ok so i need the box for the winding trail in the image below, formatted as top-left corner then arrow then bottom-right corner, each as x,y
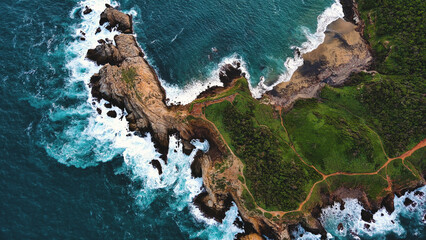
190,96 -> 426,218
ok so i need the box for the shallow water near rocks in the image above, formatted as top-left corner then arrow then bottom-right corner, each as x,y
0,0 -> 424,239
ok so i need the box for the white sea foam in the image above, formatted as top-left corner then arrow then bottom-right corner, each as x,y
159,0 -> 343,104
251,0 -> 344,98
290,224 -> 322,240
319,186 -> 426,239
189,202 -> 244,240
161,53 -> 250,105
62,0 -> 243,238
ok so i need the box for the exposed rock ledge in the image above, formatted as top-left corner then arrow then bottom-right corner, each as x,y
85,3 -> 400,240
265,17 -> 372,109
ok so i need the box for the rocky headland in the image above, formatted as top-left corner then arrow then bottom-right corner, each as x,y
86,2 -> 425,239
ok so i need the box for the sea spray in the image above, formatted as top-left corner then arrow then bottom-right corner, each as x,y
153,0 -> 344,104
160,53 -> 250,105
318,186 -> 426,239
57,0 -> 244,238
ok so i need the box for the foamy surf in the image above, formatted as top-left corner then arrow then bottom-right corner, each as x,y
251,0 -> 344,97
158,0 -> 344,103
317,186 -> 426,239
160,53 -> 250,105
59,0 -> 244,238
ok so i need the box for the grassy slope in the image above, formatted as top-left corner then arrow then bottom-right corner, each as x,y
205,80 -> 321,211
284,98 -> 387,174
200,0 -> 425,213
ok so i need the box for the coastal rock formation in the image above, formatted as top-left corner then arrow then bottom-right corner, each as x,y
100,5 -> 133,33
267,18 -> 372,109
86,4 -> 425,240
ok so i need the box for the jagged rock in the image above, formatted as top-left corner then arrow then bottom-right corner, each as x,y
95,27 -> 101,34
337,223 -> 344,231
403,197 -> 414,207
114,34 -> 143,58
100,7 -> 132,33
150,160 -> 162,175
83,6 -> 92,15
361,210 -> 374,223
86,43 -> 122,65
380,194 -> 394,214
107,110 -> 117,118
219,62 -> 243,87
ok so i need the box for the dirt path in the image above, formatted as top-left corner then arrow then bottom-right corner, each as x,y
190,94 -> 237,116
196,97 -> 426,218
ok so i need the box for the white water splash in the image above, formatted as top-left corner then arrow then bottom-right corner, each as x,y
158,0 -> 344,104
60,1 -> 244,238
161,53 -> 250,105
251,0 -> 344,97
319,186 -> 426,239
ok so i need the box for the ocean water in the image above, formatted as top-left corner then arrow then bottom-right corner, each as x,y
0,0 -> 424,239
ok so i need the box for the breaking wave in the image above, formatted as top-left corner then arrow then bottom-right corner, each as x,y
44,0 -> 243,239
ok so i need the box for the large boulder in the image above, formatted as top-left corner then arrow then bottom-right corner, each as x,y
86,43 -> 122,65
100,6 -> 132,33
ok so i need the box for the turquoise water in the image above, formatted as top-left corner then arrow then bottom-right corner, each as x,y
0,0 -> 424,239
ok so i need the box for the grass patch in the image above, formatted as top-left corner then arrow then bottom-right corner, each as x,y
205,78 -> 321,211
284,98 -> 387,174
326,174 -> 388,200
405,146 -> 426,178
121,67 -> 137,88
387,159 -> 421,187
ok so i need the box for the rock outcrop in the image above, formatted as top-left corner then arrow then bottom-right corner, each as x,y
100,5 -> 133,33
89,7 -> 229,165
85,3 -> 416,240
266,18 -> 372,109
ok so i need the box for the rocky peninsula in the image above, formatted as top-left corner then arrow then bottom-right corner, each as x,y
86,2 -> 425,239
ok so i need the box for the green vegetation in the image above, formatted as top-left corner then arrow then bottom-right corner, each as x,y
205,79 -> 321,211
357,0 -> 425,75
121,67 -> 137,88
326,174 -> 388,200
284,98 -> 387,174
387,159 -> 420,186
405,147 -> 426,177
198,0 -> 425,215
263,212 -> 272,219
342,0 -> 426,156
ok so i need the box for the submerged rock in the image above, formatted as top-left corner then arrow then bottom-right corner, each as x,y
83,6 -> 92,15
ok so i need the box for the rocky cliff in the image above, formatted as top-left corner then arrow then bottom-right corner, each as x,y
84,3 -> 421,240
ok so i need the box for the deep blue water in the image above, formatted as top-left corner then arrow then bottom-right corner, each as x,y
0,0 -> 424,239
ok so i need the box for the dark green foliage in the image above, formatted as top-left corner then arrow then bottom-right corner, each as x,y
359,75 -> 425,156
357,0 -> 426,75
205,89 -> 321,211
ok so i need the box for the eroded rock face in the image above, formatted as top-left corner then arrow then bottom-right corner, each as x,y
86,43 -> 122,65
219,62 -> 244,87
267,18 -> 372,109
100,6 -> 133,33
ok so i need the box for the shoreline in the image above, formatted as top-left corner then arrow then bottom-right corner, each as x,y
81,1 -> 425,239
